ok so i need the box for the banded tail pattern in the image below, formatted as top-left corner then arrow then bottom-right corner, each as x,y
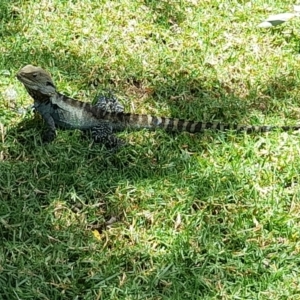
124,115 -> 300,133
91,105 -> 300,133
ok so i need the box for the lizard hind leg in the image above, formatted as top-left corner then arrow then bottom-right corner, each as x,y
95,91 -> 124,113
91,123 -> 125,149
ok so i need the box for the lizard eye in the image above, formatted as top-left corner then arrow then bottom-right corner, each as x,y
32,72 -> 38,78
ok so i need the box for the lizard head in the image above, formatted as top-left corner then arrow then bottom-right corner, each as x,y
17,65 -> 56,96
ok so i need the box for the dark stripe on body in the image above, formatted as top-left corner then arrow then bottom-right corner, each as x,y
184,121 -> 193,132
175,119 -> 185,131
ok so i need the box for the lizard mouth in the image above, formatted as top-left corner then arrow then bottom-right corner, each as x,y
16,73 -> 37,89
16,72 -> 27,83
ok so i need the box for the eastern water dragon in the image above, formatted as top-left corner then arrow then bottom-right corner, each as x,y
16,64 -> 300,148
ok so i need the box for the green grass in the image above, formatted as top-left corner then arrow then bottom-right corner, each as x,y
1,0 -> 300,299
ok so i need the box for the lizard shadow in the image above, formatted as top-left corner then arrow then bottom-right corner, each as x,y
3,119 -> 205,230
147,69 -> 300,127
7,46 -> 300,216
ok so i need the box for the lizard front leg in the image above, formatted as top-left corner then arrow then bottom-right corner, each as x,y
34,102 -> 57,142
39,112 -> 57,142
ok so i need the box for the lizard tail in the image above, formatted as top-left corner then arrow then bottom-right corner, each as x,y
124,114 -> 300,133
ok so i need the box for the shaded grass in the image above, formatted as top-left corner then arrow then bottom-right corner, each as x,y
1,0 -> 300,299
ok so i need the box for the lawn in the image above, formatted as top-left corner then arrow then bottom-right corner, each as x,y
1,0 -> 300,299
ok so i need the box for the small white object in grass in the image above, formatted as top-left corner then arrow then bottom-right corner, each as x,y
294,5 -> 300,13
2,87 -> 18,110
3,87 -> 17,102
106,216 -> 117,225
258,21 -> 273,28
258,12 -> 295,28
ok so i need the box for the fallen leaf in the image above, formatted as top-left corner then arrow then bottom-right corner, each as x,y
92,230 -> 101,240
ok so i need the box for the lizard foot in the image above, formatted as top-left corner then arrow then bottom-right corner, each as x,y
42,129 -> 56,143
91,124 -> 125,149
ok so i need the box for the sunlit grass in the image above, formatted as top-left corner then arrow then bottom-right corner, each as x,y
1,0 -> 300,299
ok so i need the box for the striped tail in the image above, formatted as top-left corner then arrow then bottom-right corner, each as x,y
118,114 -> 300,133
91,106 -> 300,133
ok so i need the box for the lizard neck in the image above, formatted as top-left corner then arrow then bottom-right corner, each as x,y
25,86 -> 54,103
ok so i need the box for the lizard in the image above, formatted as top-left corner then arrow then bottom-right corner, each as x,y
16,64 -> 300,148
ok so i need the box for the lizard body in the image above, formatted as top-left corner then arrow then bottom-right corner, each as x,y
17,65 -> 300,147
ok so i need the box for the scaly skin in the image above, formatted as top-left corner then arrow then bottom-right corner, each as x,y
16,64 -> 300,146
